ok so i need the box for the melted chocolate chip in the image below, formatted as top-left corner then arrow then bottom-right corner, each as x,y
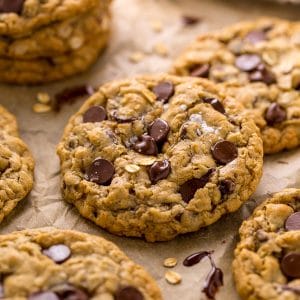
148,160 -> 171,184
52,284 -> 88,300
28,292 -> 59,300
211,140 -> 238,165
183,251 -> 212,267
285,212 -> 300,231
153,82 -> 174,103
265,103 -> 287,126
281,252 -> 300,278
0,0 -> 24,14
189,64 -> 210,78
182,15 -> 201,26
148,119 -> 170,144
202,265 -> 224,300
219,179 -> 235,198
133,135 -> 158,156
235,54 -> 261,72
203,98 -> 225,114
86,158 -> 115,185
82,106 -> 107,123
245,30 -> 266,44
42,244 -> 71,264
179,169 -> 214,203
115,286 -> 144,300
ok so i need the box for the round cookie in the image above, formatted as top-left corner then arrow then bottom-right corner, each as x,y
0,227 -> 162,299
233,189 -> 300,300
57,74 -> 263,242
0,105 -> 34,223
172,17 -> 300,154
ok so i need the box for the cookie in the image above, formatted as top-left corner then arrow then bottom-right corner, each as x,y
57,74 -> 263,242
172,17 -> 300,154
0,105 -> 34,223
233,189 -> 300,300
0,227 -> 162,299
0,25 -> 109,84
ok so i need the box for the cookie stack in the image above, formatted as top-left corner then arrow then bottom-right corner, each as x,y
0,0 -> 111,84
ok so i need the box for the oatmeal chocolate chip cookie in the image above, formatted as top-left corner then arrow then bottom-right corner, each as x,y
172,18 -> 300,154
0,25 -> 109,84
0,105 -> 34,223
233,189 -> 300,300
57,74 -> 263,242
0,0 -> 111,38
0,227 -> 162,299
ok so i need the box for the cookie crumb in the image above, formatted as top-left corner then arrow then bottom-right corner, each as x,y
32,103 -> 52,113
165,271 -> 182,285
37,92 -> 51,104
163,257 -> 178,268
151,20 -> 163,32
125,164 -> 140,173
153,43 -> 169,57
129,51 -> 145,63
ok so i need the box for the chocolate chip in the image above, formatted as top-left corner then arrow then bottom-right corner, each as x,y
281,252 -> 300,278
203,98 -> 225,114
265,103 -> 287,126
153,82 -> 174,103
42,244 -> 71,264
115,286 -> 144,300
249,64 -> 276,85
183,251 -> 212,267
148,160 -> 171,184
133,135 -> 158,156
202,266 -> 224,299
83,106 -> 107,123
285,212 -> 300,231
189,64 -> 210,78
52,284 -> 88,300
0,0 -> 24,14
179,169 -> 214,203
235,54 -> 261,72
28,292 -> 59,300
211,140 -> 238,165
219,179 -> 235,197
182,15 -> 201,26
0,282 -> 3,298
245,30 -> 266,44
86,158 -> 115,185
148,119 -> 170,143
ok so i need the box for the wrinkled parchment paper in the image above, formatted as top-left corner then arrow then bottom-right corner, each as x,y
1,0 -> 300,299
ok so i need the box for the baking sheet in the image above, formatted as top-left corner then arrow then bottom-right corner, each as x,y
0,0 -> 300,299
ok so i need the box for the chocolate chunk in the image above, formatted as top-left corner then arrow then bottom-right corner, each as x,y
265,103 -> 287,126
86,158 -> 115,185
245,30 -> 266,44
133,135 -> 158,156
153,82 -> 174,103
182,15 -> 201,26
219,179 -> 235,197
29,292 -> 59,300
183,251 -> 212,267
42,244 -> 71,264
189,64 -> 210,78
179,169 -> 214,203
211,140 -> 238,165
148,160 -> 171,184
115,286 -> 144,300
52,283 -> 88,300
235,54 -> 261,72
148,119 -> 170,143
281,252 -> 300,278
82,106 -> 107,123
202,266 -> 224,299
285,212 -> 300,231
0,0 -> 24,14
203,98 -> 225,114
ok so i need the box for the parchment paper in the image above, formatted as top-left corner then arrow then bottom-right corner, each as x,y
0,0 -> 300,299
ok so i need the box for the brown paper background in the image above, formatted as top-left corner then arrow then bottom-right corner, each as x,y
0,0 -> 300,299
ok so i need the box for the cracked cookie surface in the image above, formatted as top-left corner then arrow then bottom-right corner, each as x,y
0,105 -> 34,223
57,74 -> 263,242
172,18 -> 300,154
0,227 -> 162,299
233,189 -> 300,300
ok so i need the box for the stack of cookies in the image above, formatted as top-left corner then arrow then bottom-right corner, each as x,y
0,0 -> 111,84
